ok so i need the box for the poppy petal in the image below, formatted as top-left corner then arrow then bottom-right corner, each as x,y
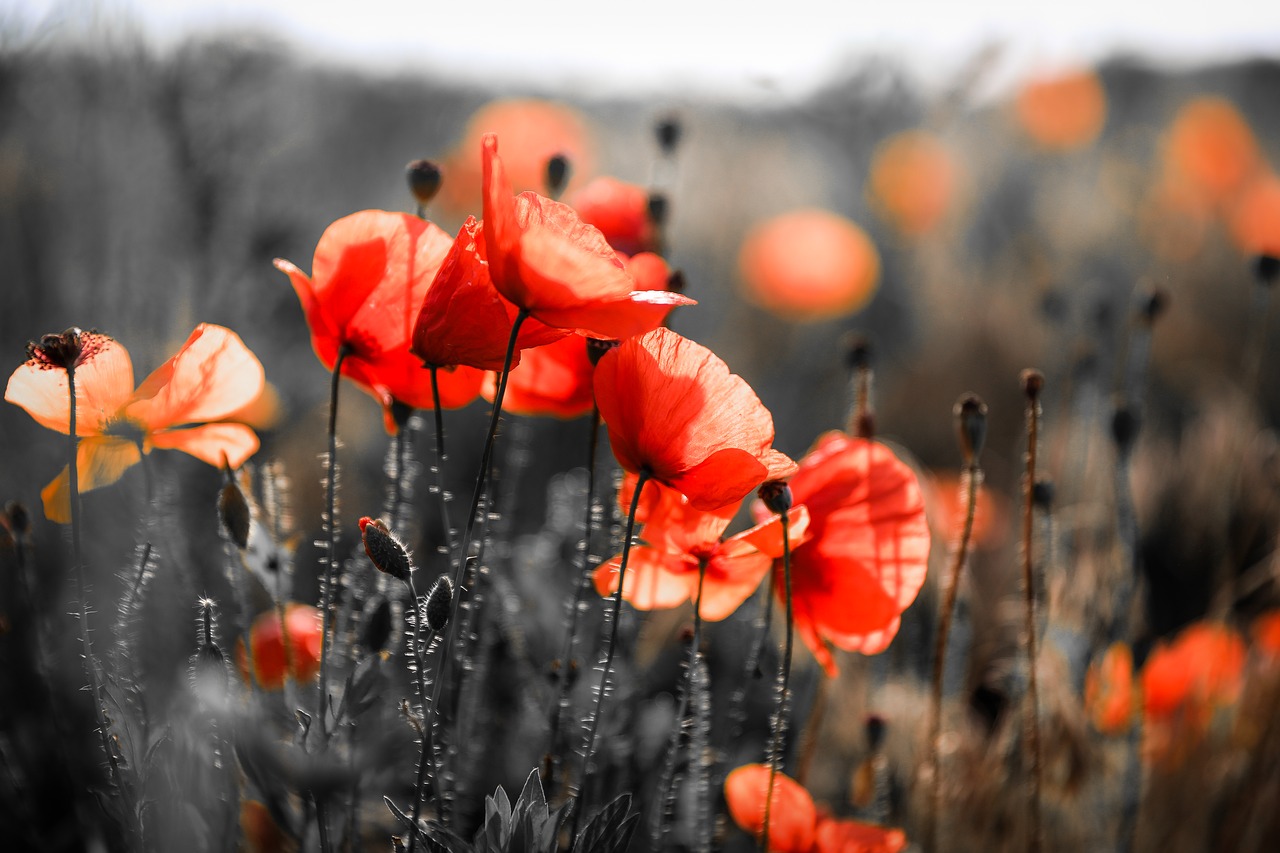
483,333 -> 595,419
593,548 -> 696,611
128,325 -> 265,428
724,764 -> 817,852
5,332 -> 134,436
813,815 -> 908,853
531,289 -> 693,341
149,423 -> 260,469
40,436 -> 143,522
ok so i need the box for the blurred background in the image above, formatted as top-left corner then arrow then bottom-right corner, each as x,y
2,1 -> 1280,849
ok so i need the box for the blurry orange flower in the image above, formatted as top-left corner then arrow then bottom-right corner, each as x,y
1228,172 -> 1280,256
482,134 -> 691,340
725,764 -> 908,853
236,604 -> 324,690
1142,621 -> 1245,721
441,98 -> 594,212
925,471 -> 1008,550
412,215 -> 567,373
593,328 -> 796,511
1084,642 -> 1136,735
738,209 -> 880,321
867,131 -> 957,236
1253,610 -> 1280,662
593,474 -> 809,619
567,176 -> 656,255
240,800 -> 294,853
1013,70 -> 1107,150
276,210 -> 483,432
5,324 -> 264,522
480,252 -> 674,419
768,433 -> 930,675
1166,97 -> 1261,204
725,764 -> 817,853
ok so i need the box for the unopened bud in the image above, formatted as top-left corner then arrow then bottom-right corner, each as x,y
5,502 -> 30,536
1255,254 -> 1279,287
1111,402 -> 1139,454
359,517 -> 413,582
843,335 -> 872,371
954,394 -> 988,466
218,480 -> 251,550
405,159 -> 443,207
666,269 -> 687,295
359,594 -> 393,654
1032,478 -> 1055,510
425,575 -> 454,633
1020,368 -> 1044,400
647,192 -> 670,229
757,481 -> 793,514
586,338 -> 620,366
865,714 -> 887,751
655,115 -> 682,154
1138,288 -> 1169,324
545,154 -> 571,198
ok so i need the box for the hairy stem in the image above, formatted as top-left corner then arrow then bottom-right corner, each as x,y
761,513 -> 793,852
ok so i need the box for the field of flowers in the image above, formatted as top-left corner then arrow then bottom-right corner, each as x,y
2,33 -> 1280,853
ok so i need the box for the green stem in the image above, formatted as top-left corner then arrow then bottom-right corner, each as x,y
761,513 -> 793,853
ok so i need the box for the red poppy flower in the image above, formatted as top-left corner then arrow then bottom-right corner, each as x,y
593,327 -> 796,511
480,252 -> 674,419
764,433 -> 930,676
725,764 -> 909,853
592,474 -> 810,619
1084,642 -> 1136,735
5,324 -> 265,522
1253,610 -> 1280,662
1166,97 -> 1261,205
411,215 -> 568,372
1228,172 -> 1280,256
1142,621 -> 1245,721
235,604 -> 324,690
1013,69 -> 1107,151
566,176 -> 656,255
481,134 -> 692,340
725,764 -> 817,853
275,210 -> 484,432
738,210 -> 880,321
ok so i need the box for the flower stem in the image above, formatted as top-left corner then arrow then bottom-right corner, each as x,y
427,366 -> 455,558
405,574 -> 436,853
925,463 -> 981,853
1021,378 -> 1044,853
577,469 -> 650,832
761,512 -> 793,853
66,359 -> 122,794
316,346 -> 349,741
546,404 -> 602,792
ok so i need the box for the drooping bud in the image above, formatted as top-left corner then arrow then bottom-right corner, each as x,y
358,594 -> 393,655
655,115 -> 682,155
545,153 -> 571,198
646,192 -> 670,229
425,574 -> 454,633
1255,253 -> 1279,286
954,394 -> 988,466
218,478 -> 251,550
586,338 -> 621,367
757,481 -> 793,515
405,159 -> 443,208
359,517 -> 412,582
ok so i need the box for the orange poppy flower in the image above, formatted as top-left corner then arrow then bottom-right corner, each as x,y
1013,69 -> 1107,150
813,815 -> 908,853
738,210 -> 880,321
1142,621 -> 1246,722
767,433 -> 930,676
235,604 -> 324,690
593,328 -> 796,511
1084,642 -> 1136,735
867,130 -> 957,236
412,215 -> 568,372
566,176 -> 656,255
275,210 -> 484,432
440,98 -> 594,212
1253,610 -> 1280,662
1228,172 -> 1280,256
725,764 -> 817,853
593,474 -> 810,619
480,252 -> 674,419
481,133 -> 692,340
5,324 -> 265,522
1166,97 -> 1261,205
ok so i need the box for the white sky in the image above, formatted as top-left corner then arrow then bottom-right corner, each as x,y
8,0 -> 1280,100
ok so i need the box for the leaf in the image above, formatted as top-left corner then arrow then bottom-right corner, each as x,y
573,794 -> 638,853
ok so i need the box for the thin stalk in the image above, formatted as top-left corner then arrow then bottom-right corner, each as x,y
66,360 -> 121,791
925,463 -> 981,853
428,366 -> 454,556
576,469 -> 650,831
546,404 -> 601,791
761,513 -> 793,853
406,574 -> 437,853
794,676 -> 829,787
316,346 -> 350,740
1020,377 -> 1044,853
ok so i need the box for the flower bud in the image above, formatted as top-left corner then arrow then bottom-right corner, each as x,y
666,269 -> 687,295
545,153 -> 571,198
359,517 -> 412,582
218,480 -> 251,550
425,574 -> 454,633
405,159 -> 443,207
655,115 -> 682,154
1255,253 -> 1279,287
757,481 -> 793,515
954,394 -> 988,466
646,192 -> 670,229
1020,368 -> 1044,400
1032,478 -> 1055,510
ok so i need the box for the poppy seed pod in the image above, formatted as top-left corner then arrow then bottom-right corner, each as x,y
647,192 -> 670,229
655,115 -> 682,154
1020,368 -> 1045,400
405,159 -> 443,207
1032,478 -> 1055,510
218,480 -> 251,550
758,480 -> 793,514
1255,253 -> 1280,286
666,269 -> 687,295
954,394 -> 988,466
425,575 -> 454,633
25,327 -> 85,370
544,153 -> 571,197
359,517 -> 413,582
